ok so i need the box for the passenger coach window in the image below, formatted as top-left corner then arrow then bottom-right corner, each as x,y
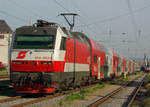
60,37 -> 67,50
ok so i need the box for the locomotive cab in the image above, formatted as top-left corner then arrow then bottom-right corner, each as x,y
10,20 -> 68,93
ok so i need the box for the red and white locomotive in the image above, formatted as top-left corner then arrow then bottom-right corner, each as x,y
10,20 -> 135,93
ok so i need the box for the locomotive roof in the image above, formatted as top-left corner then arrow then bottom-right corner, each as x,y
69,31 -> 110,54
15,26 -> 57,35
70,32 -> 90,45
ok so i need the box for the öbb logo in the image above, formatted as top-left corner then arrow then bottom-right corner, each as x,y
16,51 -> 28,59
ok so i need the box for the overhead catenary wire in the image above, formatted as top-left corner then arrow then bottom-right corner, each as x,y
6,0 -> 41,18
76,3 -> 150,28
126,0 -> 147,59
0,10 -> 28,23
53,0 -> 148,58
53,0 -> 131,52
53,0 -> 104,37
6,0 -> 58,22
126,0 -> 138,58
126,0 -> 138,41
53,0 -> 70,12
67,0 -> 104,36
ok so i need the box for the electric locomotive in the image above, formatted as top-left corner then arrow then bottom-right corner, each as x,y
10,20 -> 95,93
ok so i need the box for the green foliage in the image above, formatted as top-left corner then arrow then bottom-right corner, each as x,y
59,100 -> 63,106
80,88 -> 92,94
140,83 -> 150,107
135,71 -> 141,75
122,77 -> 128,81
133,75 -> 150,107
0,69 -> 7,75
65,84 -> 105,102
142,98 -> 150,107
147,74 -> 150,82
80,84 -> 105,95
65,93 -> 85,102
93,84 -> 105,90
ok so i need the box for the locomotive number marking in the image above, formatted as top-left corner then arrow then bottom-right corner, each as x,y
43,56 -> 51,59
16,51 -> 28,59
35,56 -> 42,59
35,56 -> 51,59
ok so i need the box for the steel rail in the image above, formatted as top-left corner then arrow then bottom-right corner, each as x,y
86,75 -> 143,107
12,75 -> 142,107
0,96 -> 22,103
0,75 -> 9,79
10,84 -> 96,107
126,74 -> 147,107
0,74 -> 142,107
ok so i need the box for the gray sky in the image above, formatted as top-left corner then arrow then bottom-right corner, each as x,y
0,0 -> 150,59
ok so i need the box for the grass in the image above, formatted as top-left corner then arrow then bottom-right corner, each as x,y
135,71 -> 142,75
65,93 -> 85,102
58,83 -> 105,106
147,74 -> 150,82
122,71 -> 143,82
65,84 -> 105,102
59,100 -> 63,106
0,69 -> 8,75
142,98 -> 150,107
122,76 -> 128,81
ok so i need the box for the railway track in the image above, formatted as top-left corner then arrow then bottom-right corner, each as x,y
86,74 -> 146,107
0,73 -> 144,107
0,96 -> 22,103
0,74 -> 9,79
126,74 -> 147,107
0,84 -> 96,107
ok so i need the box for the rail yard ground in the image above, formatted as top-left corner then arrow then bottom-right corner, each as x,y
0,71 -> 146,107
132,73 -> 150,107
27,72 -> 144,107
49,72 -> 143,107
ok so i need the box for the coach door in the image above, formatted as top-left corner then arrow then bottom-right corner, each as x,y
98,57 -> 101,79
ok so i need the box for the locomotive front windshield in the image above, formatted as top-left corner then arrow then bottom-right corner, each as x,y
13,35 -> 55,49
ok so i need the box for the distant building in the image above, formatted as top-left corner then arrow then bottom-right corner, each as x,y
0,20 -> 12,65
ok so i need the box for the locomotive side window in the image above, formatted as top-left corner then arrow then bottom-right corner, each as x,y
60,37 -> 67,50
94,54 -> 97,64
13,35 -> 55,49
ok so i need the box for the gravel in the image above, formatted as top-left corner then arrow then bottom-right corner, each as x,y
26,84 -> 120,107
99,74 -> 146,107
0,73 -> 143,107
0,97 -> 35,107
